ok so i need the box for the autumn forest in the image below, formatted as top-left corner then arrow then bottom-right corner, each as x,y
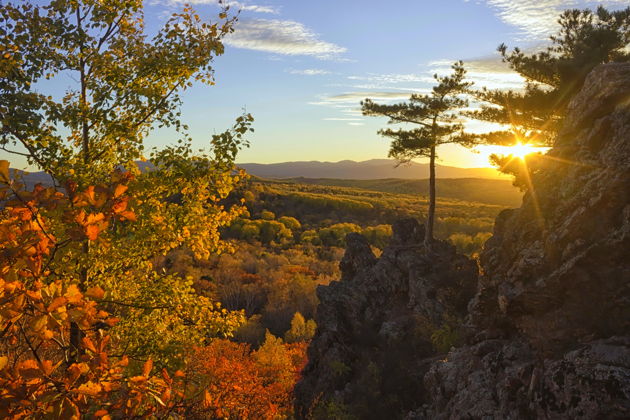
1,1 -> 629,419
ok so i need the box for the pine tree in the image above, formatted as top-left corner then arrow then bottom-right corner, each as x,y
470,6 -> 630,150
362,61 -> 477,244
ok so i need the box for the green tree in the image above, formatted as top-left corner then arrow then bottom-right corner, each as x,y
362,62 -> 476,243
362,224 -> 392,249
470,6 -> 630,161
318,223 -> 362,247
284,312 -> 317,343
0,0 -> 238,183
0,0 -> 253,368
260,210 -> 276,220
278,215 -> 302,231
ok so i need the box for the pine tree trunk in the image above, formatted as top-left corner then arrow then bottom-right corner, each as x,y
425,146 -> 436,245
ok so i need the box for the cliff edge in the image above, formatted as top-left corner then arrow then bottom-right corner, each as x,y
296,63 -> 630,419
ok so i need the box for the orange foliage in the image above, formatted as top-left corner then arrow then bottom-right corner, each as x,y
0,165 -> 308,418
186,337 -> 307,419
0,170 -> 183,418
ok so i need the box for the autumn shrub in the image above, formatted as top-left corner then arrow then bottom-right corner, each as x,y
185,333 -> 307,419
284,312 -> 317,343
0,167 -> 186,418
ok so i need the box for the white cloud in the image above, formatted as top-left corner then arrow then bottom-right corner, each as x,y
288,69 -> 331,76
485,0 -> 569,39
225,19 -> 346,59
161,0 -> 280,14
309,92 -> 418,124
428,57 -> 527,90
324,91 -> 416,103
348,73 -> 427,84
236,4 -> 279,14
484,0 -> 630,40
348,122 -> 365,126
345,73 -> 432,92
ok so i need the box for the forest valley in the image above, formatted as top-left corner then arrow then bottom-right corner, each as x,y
1,1 -> 629,419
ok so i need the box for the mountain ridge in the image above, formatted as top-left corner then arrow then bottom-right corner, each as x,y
237,159 -> 505,180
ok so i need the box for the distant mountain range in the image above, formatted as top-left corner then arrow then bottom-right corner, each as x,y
9,159 -> 506,191
237,159 -> 505,180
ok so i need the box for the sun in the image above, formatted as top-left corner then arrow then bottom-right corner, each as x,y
508,142 -> 541,160
472,142 -> 550,168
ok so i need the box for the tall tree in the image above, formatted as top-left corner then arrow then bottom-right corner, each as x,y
470,6 -> 630,151
0,0 -> 235,183
0,0 -> 253,368
362,61 -> 476,244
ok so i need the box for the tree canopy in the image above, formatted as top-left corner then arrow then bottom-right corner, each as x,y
470,6 -> 630,149
0,1 -> 261,416
362,61 -> 477,242
0,0 -> 236,183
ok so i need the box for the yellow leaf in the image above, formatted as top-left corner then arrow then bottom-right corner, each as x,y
86,286 -> 105,299
40,329 -> 54,340
77,381 -> 102,396
113,184 -> 128,198
47,296 -> 67,312
142,359 -> 153,377
30,315 -> 48,332
82,337 -> 97,353
0,160 -> 9,183
203,390 -> 213,408
64,285 -> 83,304
0,356 -> 8,370
39,359 -> 55,375
119,210 -> 136,222
86,224 -> 100,241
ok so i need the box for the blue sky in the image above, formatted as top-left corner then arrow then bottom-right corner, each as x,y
5,0 -> 629,169
145,0 -> 628,167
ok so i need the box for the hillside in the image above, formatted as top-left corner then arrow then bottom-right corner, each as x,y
12,167 -> 522,208
238,159 -> 505,180
280,177 -> 522,207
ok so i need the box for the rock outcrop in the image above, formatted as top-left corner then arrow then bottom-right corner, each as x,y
296,63 -> 630,419
295,222 -> 478,418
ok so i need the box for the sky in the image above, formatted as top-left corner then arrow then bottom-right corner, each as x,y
4,0 -> 630,169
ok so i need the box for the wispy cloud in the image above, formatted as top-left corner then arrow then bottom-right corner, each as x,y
348,74 -> 426,84
309,91 -> 417,124
225,19 -> 346,59
485,0 -> 568,39
309,91 -> 420,124
288,68 -> 331,76
428,57 -> 526,90
484,0 -> 630,40
343,73 -> 432,93
323,91 -> 417,103
161,0 -> 280,14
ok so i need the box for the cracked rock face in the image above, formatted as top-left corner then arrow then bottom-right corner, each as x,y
416,62 -> 630,420
296,63 -> 630,419
294,222 -> 478,419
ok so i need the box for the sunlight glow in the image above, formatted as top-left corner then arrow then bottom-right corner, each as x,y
475,142 -> 550,166
508,142 -> 543,160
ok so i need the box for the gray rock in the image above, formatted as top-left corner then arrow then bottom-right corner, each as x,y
296,63 -> 630,419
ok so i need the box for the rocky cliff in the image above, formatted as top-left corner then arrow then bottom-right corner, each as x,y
295,63 -> 630,419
